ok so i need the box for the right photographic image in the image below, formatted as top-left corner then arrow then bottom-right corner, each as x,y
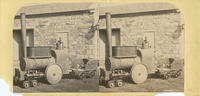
97,3 -> 184,92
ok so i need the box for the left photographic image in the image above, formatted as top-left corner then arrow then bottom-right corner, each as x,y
13,3 -> 99,92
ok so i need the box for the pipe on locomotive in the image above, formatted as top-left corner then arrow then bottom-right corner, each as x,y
20,13 -> 27,58
106,12 -> 112,58
105,12 -> 143,71
20,13 -> 56,71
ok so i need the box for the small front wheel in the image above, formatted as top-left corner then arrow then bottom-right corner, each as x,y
107,80 -> 115,88
164,75 -> 169,79
31,80 -> 38,87
79,73 -> 85,80
116,79 -> 123,87
175,72 -> 181,78
23,81 -> 30,88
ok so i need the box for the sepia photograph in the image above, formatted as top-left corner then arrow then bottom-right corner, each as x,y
12,2 -> 184,92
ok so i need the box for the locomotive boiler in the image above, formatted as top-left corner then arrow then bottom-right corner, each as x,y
98,12 -> 156,88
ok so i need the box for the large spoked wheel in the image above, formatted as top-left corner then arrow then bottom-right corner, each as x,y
130,64 -> 148,84
45,64 -> 63,85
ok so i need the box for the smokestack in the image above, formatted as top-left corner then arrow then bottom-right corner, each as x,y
106,12 -> 112,58
20,13 -> 27,58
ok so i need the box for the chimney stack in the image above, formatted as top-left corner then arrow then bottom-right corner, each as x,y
20,13 -> 27,58
105,12 -> 112,58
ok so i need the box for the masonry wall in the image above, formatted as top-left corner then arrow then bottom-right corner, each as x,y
13,9 -> 184,67
13,11 -> 97,65
98,10 -> 184,65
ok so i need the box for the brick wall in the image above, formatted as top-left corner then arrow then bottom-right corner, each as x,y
98,10 -> 184,65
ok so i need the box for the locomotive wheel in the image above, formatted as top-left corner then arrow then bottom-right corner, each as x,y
31,80 -> 38,87
116,79 -> 123,87
131,64 -> 148,84
164,75 -> 169,79
107,80 -> 115,88
45,64 -> 63,85
79,73 -> 84,79
175,74 -> 179,78
23,81 -> 30,88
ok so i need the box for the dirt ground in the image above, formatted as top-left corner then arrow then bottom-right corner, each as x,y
99,61 -> 184,92
99,76 -> 184,92
13,73 -> 183,92
13,74 -> 99,92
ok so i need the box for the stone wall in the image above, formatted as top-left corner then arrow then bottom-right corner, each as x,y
98,10 -> 184,65
13,9 -> 184,66
13,11 -> 97,64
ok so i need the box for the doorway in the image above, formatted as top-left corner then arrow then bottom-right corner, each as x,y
144,31 -> 156,72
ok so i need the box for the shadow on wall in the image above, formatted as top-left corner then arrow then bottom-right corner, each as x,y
171,24 -> 184,40
85,24 -> 98,40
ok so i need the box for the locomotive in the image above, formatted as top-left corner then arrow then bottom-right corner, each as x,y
98,13 -> 156,88
13,13 -> 98,88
